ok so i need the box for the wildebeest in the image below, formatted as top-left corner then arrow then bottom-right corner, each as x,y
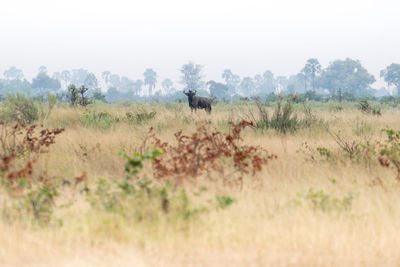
183,90 -> 212,113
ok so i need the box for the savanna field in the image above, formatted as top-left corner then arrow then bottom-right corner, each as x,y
2,97 -> 400,267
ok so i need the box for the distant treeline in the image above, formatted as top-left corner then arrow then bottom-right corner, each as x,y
1,59 -> 400,102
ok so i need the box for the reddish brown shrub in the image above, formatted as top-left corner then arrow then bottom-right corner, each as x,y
148,120 -> 276,183
0,122 -> 64,158
0,123 -> 64,190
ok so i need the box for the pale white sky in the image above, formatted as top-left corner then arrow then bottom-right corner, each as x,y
0,0 -> 399,89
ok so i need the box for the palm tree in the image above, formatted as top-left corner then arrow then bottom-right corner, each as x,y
301,58 -> 321,91
101,71 -> 111,88
61,70 -> 71,89
143,68 -> 157,95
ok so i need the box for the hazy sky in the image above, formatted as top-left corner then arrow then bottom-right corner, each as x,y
1,0 -> 399,89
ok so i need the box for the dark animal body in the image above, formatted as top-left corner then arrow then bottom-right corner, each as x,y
184,90 -> 212,113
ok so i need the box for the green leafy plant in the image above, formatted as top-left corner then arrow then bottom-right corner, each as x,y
119,149 -> 163,178
78,86 -> 90,106
86,148 -> 216,222
86,147 -> 237,224
91,88 -> 107,103
1,93 -> 39,124
67,84 -> 79,106
216,195 -> 235,209
379,128 -> 400,179
357,100 -> 381,116
38,92 -> 58,123
252,96 -> 323,134
298,188 -> 358,211
269,95 -> 299,134
81,110 -> 115,129
329,104 -> 343,113
316,146 -> 333,160
125,109 -> 157,124
67,84 -> 91,107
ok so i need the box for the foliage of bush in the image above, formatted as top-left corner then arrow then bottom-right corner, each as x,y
1,92 -> 57,125
252,95 -> 299,134
357,100 -> 381,116
67,84 -> 91,106
329,104 -> 343,112
251,96 -> 325,134
125,109 -> 157,124
0,120 -> 239,226
86,148 -> 234,222
0,123 -> 64,158
0,124 -> 64,224
91,88 -> 107,103
81,110 -> 115,129
1,93 -> 39,124
378,128 -> 400,180
328,130 -> 377,165
297,188 -> 358,211
148,120 -> 277,183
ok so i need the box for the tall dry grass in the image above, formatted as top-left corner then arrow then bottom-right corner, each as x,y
1,101 -> 400,266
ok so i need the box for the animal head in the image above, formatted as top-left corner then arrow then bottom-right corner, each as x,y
183,90 -> 197,97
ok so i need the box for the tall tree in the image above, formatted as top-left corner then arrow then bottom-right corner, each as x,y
222,69 -> 240,94
3,66 -> 24,80
253,74 -> 263,94
133,79 -> 143,95
61,70 -> 71,87
180,62 -> 203,92
161,78 -> 173,93
301,58 -> 321,91
207,80 -> 229,99
380,63 -> 400,95
101,71 -> 111,88
91,88 -> 107,103
261,70 -> 275,94
287,74 -> 305,93
83,73 -> 98,89
109,74 -> 121,89
106,87 -> 121,102
143,69 -> 157,95
52,72 -> 61,82
299,70 -> 308,92
222,69 -> 233,84
38,65 -> 48,74
32,72 -> 61,94
239,77 -> 255,96
276,76 -> 288,93
318,58 -> 375,96
119,76 -> 135,93
71,69 -> 90,87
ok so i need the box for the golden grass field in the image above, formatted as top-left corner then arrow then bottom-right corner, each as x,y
1,101 -> 400,267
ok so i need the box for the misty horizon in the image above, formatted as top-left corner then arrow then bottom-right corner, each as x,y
1,0 -> 399,92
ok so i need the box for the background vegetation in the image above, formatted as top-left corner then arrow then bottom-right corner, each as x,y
1,59 -> 400,105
